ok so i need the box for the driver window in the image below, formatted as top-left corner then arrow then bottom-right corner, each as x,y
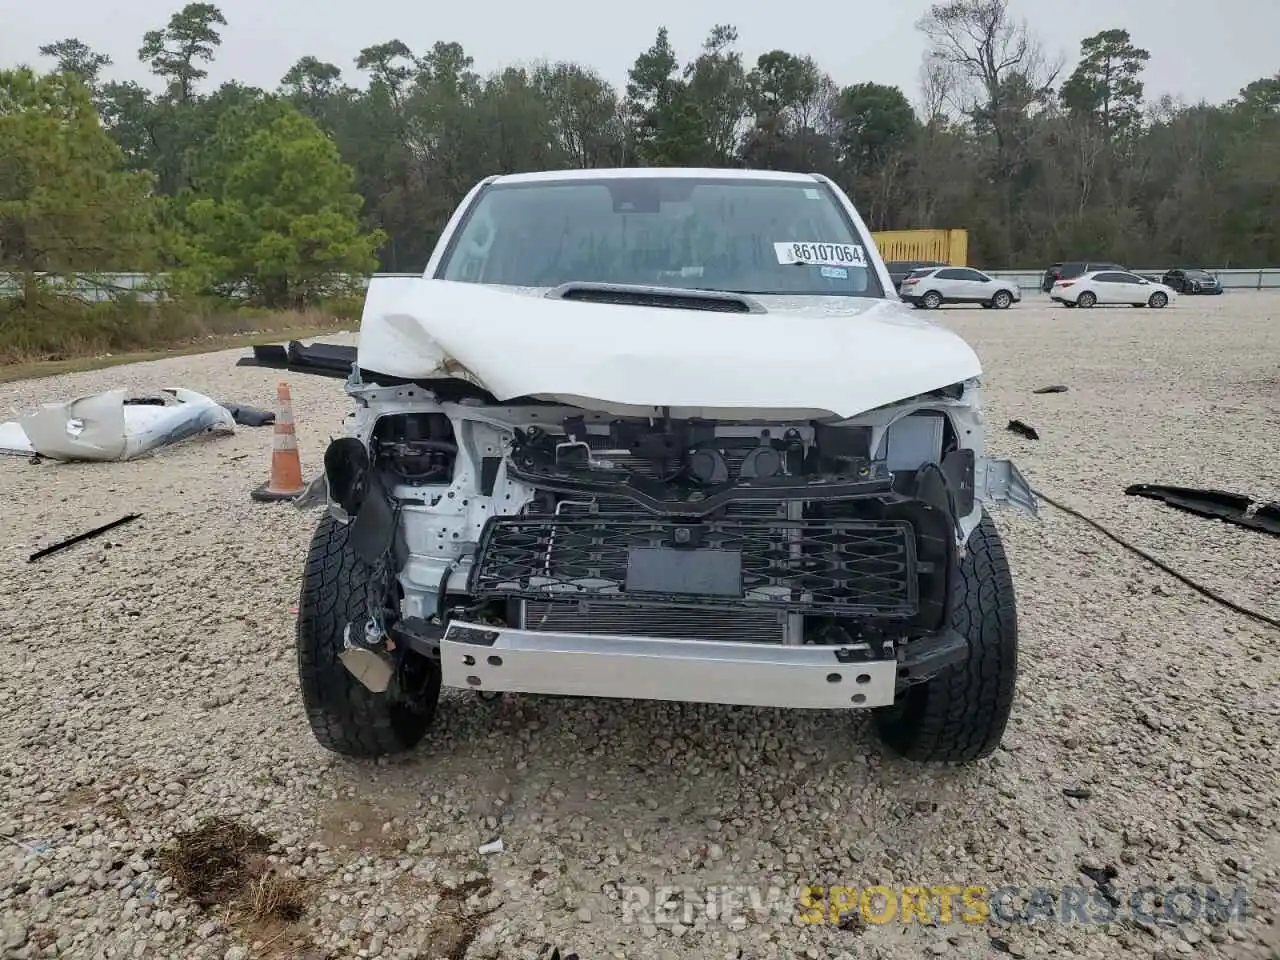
455,215 -> 496,282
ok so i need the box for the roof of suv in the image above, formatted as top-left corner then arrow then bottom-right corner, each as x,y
490,168 -> 826,185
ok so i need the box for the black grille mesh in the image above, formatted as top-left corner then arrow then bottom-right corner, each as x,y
469,516 -> 918,616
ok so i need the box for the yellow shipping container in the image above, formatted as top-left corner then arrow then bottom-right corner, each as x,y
870,229 -> 969,267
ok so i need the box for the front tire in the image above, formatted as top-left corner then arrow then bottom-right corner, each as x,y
991,290 -> 1013,309
1148,291 -> 1169,308
296,514 -> 440,757
874,513 -> 1018,764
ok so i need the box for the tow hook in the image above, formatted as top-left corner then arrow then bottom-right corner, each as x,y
339,617 -> 396,693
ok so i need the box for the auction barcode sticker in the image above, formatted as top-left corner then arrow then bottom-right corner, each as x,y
774,242 -> 866,268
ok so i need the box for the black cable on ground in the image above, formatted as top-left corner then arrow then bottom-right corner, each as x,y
1030,487 -> 1280,631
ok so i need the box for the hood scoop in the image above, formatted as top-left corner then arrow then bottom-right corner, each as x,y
545,281 -> 766,314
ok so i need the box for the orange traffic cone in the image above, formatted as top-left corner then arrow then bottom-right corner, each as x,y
251,382 -> 307,502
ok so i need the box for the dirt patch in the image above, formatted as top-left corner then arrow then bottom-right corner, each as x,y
421,875 -> 504,959
28,926 -> 58,950
57,765 -> 147,821
158,817 -> 275,905
156,816 -> 314,957
56,773 -> 145,814
420,913 -> 477,960
315,797 -> 414,856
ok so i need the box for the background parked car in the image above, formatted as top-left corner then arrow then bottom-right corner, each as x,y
900,266 -> 1022,309
1041,260 -> 1127,292
885,259 -> 945,291
1049,270 -> 1177,308
1161,268 -> 1224,295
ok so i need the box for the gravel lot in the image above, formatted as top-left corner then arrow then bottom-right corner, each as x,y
2,292 -> 1277,960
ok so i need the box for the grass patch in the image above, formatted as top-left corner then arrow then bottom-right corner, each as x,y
158,816 -> 275,906
156,815 -> 315,958
0,325 -> 345,384
248,872 -> 309,923
0,293 -> 357,383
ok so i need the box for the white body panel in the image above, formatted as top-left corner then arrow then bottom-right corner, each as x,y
1,388 -> 235,461
356,277 -> 982,419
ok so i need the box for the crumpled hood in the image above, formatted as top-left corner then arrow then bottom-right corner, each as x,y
356,279 -> 982,419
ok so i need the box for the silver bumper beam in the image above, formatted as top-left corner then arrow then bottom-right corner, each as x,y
439,622 -> 899,709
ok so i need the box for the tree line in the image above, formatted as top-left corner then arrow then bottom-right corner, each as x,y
4,0 -> 1279,316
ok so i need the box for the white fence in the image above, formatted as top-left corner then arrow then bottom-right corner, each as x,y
3,268 -> 1280,302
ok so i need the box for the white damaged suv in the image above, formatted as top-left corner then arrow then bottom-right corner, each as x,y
295,168 -> 1038,764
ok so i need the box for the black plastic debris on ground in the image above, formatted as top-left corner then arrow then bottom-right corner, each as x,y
1007,420 -> 1040,440
1125,484 -> 1280,537
1033,384 -> 1069,394
218,402 -> 275,427
29,514 -> 141,563
236,341 -> 356,379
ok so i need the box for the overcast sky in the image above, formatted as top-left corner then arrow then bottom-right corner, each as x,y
2,0 -> 1275,109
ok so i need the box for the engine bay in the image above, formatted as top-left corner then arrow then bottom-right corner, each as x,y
360,407 -> 977,519
510,415 -> 889,490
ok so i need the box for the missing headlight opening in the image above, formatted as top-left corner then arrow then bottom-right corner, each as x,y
371,412 -> 458,485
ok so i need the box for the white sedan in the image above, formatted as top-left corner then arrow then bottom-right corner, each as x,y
1049,269 -> 1177,308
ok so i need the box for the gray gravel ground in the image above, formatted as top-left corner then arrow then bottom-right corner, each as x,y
1,292 -> 1278,960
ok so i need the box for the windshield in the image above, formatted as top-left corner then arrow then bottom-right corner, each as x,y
435,177 -> 884,298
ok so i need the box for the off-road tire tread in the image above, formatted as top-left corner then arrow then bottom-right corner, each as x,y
874,513 -> 1018,763
296,514 -> 437,757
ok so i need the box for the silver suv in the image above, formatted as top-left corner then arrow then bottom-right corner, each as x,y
899,266 -> 1021,310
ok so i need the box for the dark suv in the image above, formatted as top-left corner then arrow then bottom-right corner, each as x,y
1042,261 -> 1126,293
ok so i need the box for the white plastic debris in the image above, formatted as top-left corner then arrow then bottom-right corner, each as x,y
0,388 -> 235,461
478,838 -> 504,855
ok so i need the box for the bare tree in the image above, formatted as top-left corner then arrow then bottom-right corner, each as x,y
917,52 -> 958,125
916,0 -> 1062,152
916,0 -> 1062,261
